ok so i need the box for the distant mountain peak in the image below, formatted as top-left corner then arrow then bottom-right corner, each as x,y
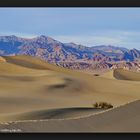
40,35 -> 47,38
68,42 -> 77,45
33,35 -> 60,44
0,34 -> 140,65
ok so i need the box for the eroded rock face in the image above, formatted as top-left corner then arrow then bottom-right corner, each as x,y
0,35 -> 140,62
0,35 -> 140,72
56,61 -> 140,73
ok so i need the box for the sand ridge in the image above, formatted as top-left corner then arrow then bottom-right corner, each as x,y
114,68 -> 140,81
0,55 -> 139,132
0,99 -> 139,132
101,68 -> 140,81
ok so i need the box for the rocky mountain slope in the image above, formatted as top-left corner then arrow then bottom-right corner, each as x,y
0,35 -> 140,72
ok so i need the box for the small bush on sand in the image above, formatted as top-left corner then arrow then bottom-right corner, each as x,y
106,103 -> 113,108
94,74 -> 99,76
93,102 -> 113,109
93,102 -> 99,108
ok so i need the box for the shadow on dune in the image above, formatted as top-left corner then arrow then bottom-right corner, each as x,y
8,107 -> 106,121
45,77 -> 86,94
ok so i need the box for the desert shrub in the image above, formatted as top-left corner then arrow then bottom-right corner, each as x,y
106,104 -> 113,108
93,102 -> 99,108
94,74 -> 99,76
93,102 -> 113,109
99,102 -> 108,108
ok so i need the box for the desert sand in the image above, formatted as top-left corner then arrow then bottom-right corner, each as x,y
0,55 -> 140,132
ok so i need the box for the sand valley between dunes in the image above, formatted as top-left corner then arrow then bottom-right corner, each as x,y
0,55 -> 140,132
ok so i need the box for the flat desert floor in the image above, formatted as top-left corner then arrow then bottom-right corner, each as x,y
0,55 -> 140,132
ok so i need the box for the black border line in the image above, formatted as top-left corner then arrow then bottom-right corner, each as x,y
0,133 -> 140,140
0,0 -> 140,7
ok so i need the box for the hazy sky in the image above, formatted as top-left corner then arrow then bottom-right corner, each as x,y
0,8 -> 140,49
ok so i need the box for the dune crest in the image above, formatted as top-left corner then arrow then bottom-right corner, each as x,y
101,68 -> 140,81
0,55 -> 139,132
113,68 -> 140,81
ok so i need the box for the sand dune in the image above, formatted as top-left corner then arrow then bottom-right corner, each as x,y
113,68 -> 140,81
101,68 -> 140,81
0,55 -> 139,132
0,99 -> 139,132
100,70 -> 115,79
0,107 -> 106,122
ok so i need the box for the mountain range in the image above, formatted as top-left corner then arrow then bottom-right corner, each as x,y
0,35 -> 140,72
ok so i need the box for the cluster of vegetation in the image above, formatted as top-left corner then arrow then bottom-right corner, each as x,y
93,102 -> 113,109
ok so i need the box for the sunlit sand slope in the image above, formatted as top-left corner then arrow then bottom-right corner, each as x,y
100,70 -> 115,79
113,68 -> 140,81
101,68 -> 140,81
0,99 -> 140,132
0,55 -> 139,129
